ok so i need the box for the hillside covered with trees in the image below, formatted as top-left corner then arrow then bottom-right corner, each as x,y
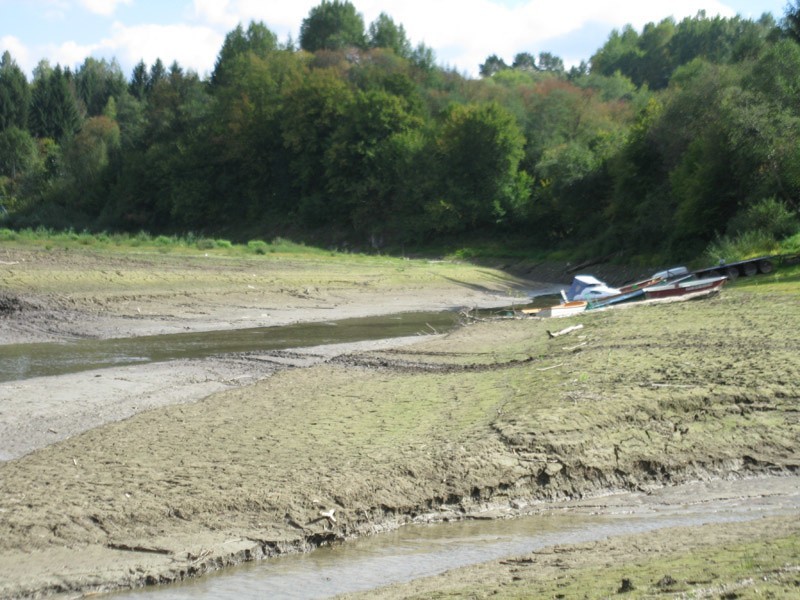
2,0 -> 800,261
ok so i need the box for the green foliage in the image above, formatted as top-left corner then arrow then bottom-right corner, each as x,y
0,51 -> 31,131
592,13 -> 774,90
211,21 -> 279,88
479,54 -> 509,77
368,13 -> 412,58
247,240 -> 269,254
74,57 -> 126,117
64,116 -> 121,186
727,197 -> 799,238
782,0 -> 800,43
29,63 -> 81,141
704,230 -> 781,263
0,127 -> 38,179
432,102 -> 526,232
6,9 -> 799,262
299,0 -> 366,52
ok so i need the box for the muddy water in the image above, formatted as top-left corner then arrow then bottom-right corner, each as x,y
110,478 -> 800,600
0,311 -> 460,383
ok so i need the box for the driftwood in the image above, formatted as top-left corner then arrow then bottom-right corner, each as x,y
562,341 -> 588,352
547,324 -> 584,338
307,508 -> 337,526
537,363 -> 564,371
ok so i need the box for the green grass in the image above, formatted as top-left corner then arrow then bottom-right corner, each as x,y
485,522 -> 800,599
0,227 -> 335,258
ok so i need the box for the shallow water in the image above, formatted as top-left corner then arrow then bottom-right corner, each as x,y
110,478 -> 799,600
0,311 -> 460,383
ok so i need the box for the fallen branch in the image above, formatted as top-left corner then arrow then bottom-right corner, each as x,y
548,324 -> 584,338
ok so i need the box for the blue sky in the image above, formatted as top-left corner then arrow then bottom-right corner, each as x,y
0,0 -> 789,79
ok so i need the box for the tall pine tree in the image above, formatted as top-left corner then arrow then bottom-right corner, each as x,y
0,51 -> 31,131
29,62 -> 81,140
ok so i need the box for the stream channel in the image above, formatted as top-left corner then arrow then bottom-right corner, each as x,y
108,477 -> 799,599
0,311 -> 465,383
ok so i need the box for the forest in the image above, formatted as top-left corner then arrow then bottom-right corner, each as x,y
2,0 -> 800,261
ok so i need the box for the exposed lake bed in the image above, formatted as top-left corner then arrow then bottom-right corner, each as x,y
0,246 -> 798,598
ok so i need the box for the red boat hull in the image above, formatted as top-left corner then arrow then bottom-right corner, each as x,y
644,276 -> 726,299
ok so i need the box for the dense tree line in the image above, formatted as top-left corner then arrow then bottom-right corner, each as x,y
1,0 -> 800,259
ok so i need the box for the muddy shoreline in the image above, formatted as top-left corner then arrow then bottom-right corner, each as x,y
1,246 -> 798,599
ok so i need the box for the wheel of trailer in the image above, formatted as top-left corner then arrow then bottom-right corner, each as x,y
758,259 -> 774,274
726,266 -> 740,280
742,261 -> 758,277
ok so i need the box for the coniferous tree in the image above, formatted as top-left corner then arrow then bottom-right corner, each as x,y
129,60 -> 148,100
368,13 -> 412,58
783,0 -> 800,44
146,59 -> 166,94
0,51 -> 31,131
29,63 -> 81,140
74,57 -> 126,117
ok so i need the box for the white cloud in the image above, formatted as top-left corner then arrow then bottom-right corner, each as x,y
191,0 -> 312,39
7,0 -> 762,80
99,22 -> 224,76
78,0 -> 132,16
354,0 -> 738,75
192,0 -> 238,30
46,39 -> 98,68
1,36 -> 30,64
186,0 -> 740,76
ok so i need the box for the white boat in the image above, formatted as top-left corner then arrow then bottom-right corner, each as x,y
565,275 -> 621,301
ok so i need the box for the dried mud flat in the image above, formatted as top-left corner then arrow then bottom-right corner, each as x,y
0,246 -> 799,599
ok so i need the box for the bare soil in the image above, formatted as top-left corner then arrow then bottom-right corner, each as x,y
0,245 -> 798,599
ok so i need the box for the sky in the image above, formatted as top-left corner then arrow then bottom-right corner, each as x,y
0,0 -> 789,80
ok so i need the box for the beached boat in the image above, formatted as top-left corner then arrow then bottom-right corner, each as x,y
565,268 -> 683,303
536,300 -> 588,318
587,270 -> 692,309
565,275 -> 621,302
643,275 -> 727,299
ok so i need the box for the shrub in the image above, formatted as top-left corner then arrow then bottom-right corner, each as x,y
727,197 -> 798,239
247,240 -> 268,255
196,238 -> 216,250
154,235 -> 174,246
705,230 -> 780,263
77,231 -> 95,245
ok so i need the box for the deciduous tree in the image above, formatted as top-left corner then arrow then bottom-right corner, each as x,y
299,0 -> 366,52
